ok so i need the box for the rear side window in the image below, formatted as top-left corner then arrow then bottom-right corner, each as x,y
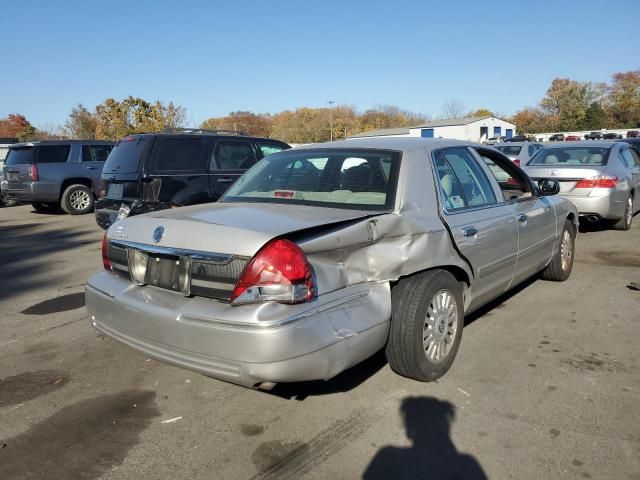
5,148 -> 35,165
154,139 -> 204,172
434,148 -> 497,209
256,141 -> 288,157
82,144 -> 113,162
37,145 -> 70,164
496,146 -> 522,156
103,136 -> 148,174
211,141 -> 257,170
620,148 -> 637,168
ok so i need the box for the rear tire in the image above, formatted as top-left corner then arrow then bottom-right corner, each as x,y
61,184 -> 94,215
541,219 -> 575,281
31,202 -> 60,213
612,196 -> 633,231
386,270 -> 464,382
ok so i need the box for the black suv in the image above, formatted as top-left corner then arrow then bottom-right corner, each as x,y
95,129 -> 290,230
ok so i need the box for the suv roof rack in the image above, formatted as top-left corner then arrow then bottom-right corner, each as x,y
159,127 -> 248,136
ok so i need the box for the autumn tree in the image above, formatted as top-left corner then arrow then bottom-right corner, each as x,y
468,108 -> 494,117
540,78 -> 599,130
0,114 -> 36,140
64,104 -> 98,139
440,100 -> 465,120
201,111 -> 272,137
605,70 -> 640,128
510,108 -> 548,133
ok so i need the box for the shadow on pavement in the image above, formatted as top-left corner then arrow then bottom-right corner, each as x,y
0,222 -> 96,302
363,396 -> 487,480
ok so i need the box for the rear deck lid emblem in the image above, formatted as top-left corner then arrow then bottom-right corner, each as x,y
152,226 -> 165,243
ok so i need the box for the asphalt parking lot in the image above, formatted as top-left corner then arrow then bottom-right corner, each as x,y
0,204 -> 639,480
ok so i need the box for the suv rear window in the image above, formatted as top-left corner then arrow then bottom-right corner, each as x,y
103,137 -> 148,174
528,147 -> 609,166
222,148 -> 400,210
495,146 -> 522,156
5,147 -> 35,165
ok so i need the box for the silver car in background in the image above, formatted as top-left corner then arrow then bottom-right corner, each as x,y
86,138 -> 578,389
494,142 -> 544,167
523,141 -> 640,230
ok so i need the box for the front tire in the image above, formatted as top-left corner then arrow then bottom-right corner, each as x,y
541,219 -> 575,281
61,184 -> 94,215
612,196 -> 633,231
386,270 -> 464,382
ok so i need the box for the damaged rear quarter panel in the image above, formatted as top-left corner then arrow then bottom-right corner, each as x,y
297,147 -> 473,296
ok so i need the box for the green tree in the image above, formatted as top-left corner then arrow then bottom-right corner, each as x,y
64,104 -> 98,139
469,108 -> 494,117
579,102 -> 605,130
540,78 -> 597,130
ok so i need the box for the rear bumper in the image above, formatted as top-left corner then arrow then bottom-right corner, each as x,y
85,271 -> 391,387
2,181 -> 59,202
563,193 -> 626,220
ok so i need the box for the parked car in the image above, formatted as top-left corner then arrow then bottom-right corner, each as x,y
603,132 -> 623,140
565,135 -> 581,141
494,142 -> 544,166
627,130 -> 639,138
505,135 -> 529,143
1,137 -> 20,207
522,141 -> 640,230
95,129 -> 290,230
2,140 -> 114,214
485,136 -> 504,145
621,138 -> 640,156
87,138 -> 578,389
584,132 -> 602,140
549,134 -> 565,141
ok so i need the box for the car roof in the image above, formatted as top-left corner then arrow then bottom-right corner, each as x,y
122,132 -> 288,143
495,142 -> 534,147
9,140 -> 114,149
294,137 -> 471,153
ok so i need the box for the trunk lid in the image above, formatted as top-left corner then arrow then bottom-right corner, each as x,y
524,166 -> 607,196
3,146 -> 35,190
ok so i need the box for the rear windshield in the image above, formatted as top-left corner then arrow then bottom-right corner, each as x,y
528,147 -> 609,166
103,136 -> 148,174
5,147 -> 35,165
495,146 -> 522,156
222,148 -> 401,210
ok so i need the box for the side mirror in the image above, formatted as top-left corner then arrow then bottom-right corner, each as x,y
538,179 -> 560,196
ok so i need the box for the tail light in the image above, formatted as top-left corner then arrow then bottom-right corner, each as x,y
513,159 -> 521,167
98,179 -> 106,199
575,176 -> 618,189
102,233 -> 111,270
230,239 -> 314,305
28,163 -> 39,182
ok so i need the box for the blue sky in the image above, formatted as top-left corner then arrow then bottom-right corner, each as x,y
2,0 -> 638,129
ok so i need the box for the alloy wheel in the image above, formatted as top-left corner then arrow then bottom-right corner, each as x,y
423,289 -> 458,363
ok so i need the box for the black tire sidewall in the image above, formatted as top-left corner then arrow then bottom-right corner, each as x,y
62,185 -> 94,215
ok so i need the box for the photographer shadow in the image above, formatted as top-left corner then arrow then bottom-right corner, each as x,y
363,396 -> 487,480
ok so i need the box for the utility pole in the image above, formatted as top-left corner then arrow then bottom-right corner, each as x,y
327,100 -> 335,141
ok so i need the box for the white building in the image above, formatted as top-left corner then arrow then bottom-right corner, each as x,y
348,116 -> 517,143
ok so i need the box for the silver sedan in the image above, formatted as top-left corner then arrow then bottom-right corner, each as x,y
86,138 -> 578,389
523,141 -> 640,230
494,142 -> 544,166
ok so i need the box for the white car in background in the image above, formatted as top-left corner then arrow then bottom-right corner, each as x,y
494,142 -> 544,167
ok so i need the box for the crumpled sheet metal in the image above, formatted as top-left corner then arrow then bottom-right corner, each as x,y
300,209 -> 473,301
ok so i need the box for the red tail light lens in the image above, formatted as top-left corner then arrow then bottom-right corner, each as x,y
102,234 -> 111,270
28,163 -> 39,182
513,159 -> 521,167
231,239 -> 314,305
575,176 -> 618,189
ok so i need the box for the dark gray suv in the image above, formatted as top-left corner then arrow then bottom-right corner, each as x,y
2,140 -> 114,214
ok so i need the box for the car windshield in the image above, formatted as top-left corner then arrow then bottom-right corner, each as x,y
222,148 -> 401,210
495,146 -> 522,156
528,147 -> 609,166
103,136 -> 147,174
5,147 -> 35,165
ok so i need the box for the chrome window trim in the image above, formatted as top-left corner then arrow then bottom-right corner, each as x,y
110,240 -> 240,264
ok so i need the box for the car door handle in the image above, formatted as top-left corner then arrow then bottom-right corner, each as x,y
85,166 -> 97,170
462,227 -> 478,237
518,214 -> 528,223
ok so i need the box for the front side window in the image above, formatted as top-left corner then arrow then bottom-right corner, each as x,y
528,147 -> 610,166
223,148 -> 400,210
37,145 -> 70,164
82,144 -> 113,162
433,147 -> 497,210
154,139 -> 204,172
211,141 -> 257,170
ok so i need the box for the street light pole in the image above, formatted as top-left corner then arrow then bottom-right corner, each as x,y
327,100 -> 335,141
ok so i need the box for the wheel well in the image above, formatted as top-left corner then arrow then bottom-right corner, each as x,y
393,265 -> 471,289
59,178 -> 92,200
